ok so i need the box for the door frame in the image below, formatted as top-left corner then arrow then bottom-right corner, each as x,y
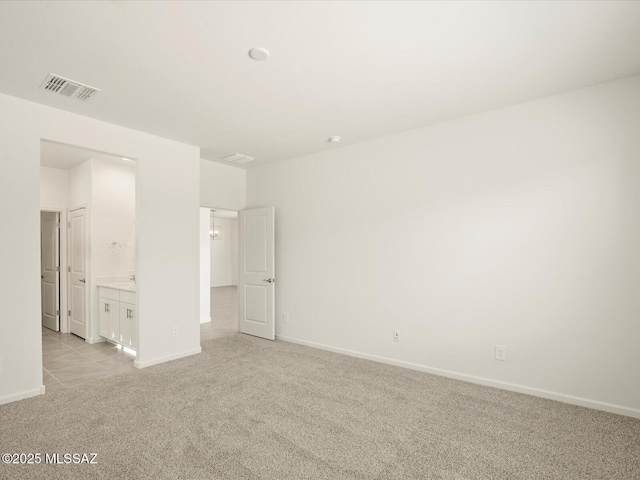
41,207 -> 68,333
199,204 -> 240,334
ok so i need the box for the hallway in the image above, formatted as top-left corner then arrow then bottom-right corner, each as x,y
200,286 -> 238,342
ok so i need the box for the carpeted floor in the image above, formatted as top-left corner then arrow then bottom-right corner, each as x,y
1,334 -> 639,479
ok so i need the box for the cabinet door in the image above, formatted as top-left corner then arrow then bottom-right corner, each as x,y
99,298 -> 117,340
129,303 -> 137,350
99,298 -> 110,338
119,302 -> 134,348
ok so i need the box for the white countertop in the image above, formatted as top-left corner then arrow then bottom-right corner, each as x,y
97,282 -> 137,293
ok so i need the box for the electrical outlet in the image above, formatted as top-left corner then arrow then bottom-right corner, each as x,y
393,331 -> 400,342
283,313 -> 289,324
172,326 -> 179,337
495,345 -> 506,361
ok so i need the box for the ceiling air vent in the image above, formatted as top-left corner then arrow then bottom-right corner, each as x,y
222,153 -> 256,164
39,74 -> 100,101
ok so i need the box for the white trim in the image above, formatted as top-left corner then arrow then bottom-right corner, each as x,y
87,336 -> 105,344
200,317 -> 211,324
0,387 -> 43,405
134,347 -> 202,369
276,335 -> 640,419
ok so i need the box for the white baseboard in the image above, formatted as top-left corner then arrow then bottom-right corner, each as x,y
200,317 -> 211,324
0,386 -> 44,405
277,335 -> 640,419
134,347 -> 202,369
87,336 -> 105,344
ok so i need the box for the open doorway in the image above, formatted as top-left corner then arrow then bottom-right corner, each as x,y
40,140 -> 137,391
200,208 -> 239,342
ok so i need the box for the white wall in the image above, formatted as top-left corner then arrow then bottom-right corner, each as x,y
200,160 -> 246,210
68,159 -> 91,208
0,92 -> 200,405
247,75 -> 640,418
91,159 -> 136,280
210,217 -> 238,287
230,218 -> 238,286
90,159 -> 136,341
40,166 -> 68,209
200,208 -> 211,324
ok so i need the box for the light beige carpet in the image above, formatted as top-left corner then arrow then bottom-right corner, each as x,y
1,334 -> 639,479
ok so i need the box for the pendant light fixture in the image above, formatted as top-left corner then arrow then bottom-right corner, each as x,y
210,210 -> 220,240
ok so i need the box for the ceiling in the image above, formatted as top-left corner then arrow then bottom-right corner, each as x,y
41,140 -> 133,170
2,1 -> 640,168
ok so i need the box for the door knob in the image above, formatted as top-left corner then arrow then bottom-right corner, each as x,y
263,278 -> 275,283
79,278 -> 86,283
41,275 -> 45,279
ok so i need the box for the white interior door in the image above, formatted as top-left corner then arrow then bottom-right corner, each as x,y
69,208 -> 87,339
41,212 -> 60,331
239,207 -> 275,340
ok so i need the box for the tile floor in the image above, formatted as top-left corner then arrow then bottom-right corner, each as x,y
42,327 -> 135,392
43,286 -> 238,391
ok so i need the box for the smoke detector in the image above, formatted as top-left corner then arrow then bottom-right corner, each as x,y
222,153 -> 256,164
39,73 -> 100,101
248,47 -> 270,61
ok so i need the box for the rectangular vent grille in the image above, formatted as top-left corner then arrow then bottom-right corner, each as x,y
39,74 -> 100,101
222,153 -> 256,164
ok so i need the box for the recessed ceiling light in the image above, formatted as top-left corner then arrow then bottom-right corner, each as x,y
248,47 -> 270,61
328,136 -> 341,143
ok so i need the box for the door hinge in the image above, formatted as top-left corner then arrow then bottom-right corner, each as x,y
56,223 -> 61,228
56,309 -> 60,316
68,266 -> 71,273
68,222 -> 71,228
68,310 -> 71,316
56,266 -> 60,272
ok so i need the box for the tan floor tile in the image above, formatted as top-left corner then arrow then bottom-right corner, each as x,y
42,342 -> 74,356
51,363 -> 112,387
43,368 -> 64,386
41,327 -> 58,336
57,334 -> 88,347
43,381 -> 67,394
44,350 -> 94,372
98,355 -> 135,372
78,345 -> 128,361
70,340 -> 112,353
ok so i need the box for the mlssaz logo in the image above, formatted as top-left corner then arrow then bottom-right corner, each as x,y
45,453 -> 98,465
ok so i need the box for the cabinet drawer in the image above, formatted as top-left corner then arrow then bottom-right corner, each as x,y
119,290 -> 136,304
99,288 -> 120,301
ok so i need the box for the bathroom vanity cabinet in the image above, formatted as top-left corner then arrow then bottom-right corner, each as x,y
99,286 -> 137,350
